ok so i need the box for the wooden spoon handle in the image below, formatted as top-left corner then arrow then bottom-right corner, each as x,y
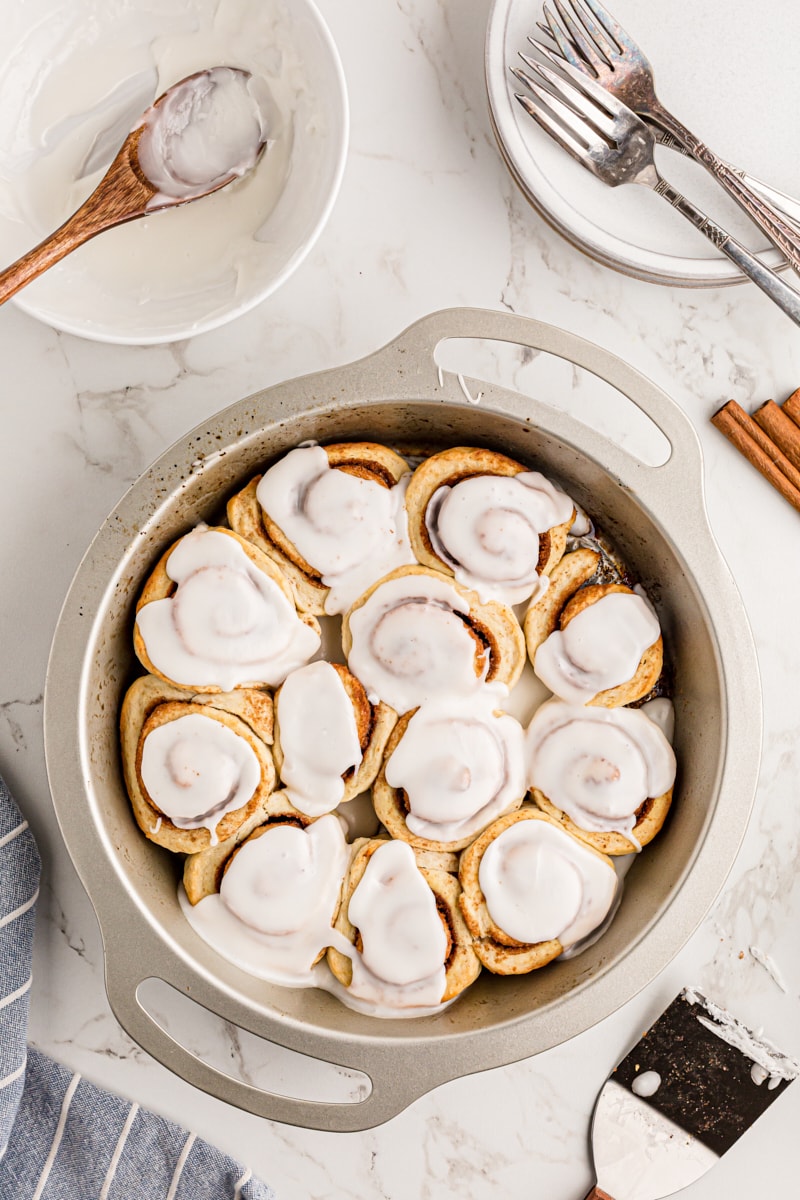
0,207 -> 107,305
583,1188 -> 614,1200
0,135 -> 154,307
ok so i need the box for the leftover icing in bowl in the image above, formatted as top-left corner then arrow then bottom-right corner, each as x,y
0,0 -> 347,341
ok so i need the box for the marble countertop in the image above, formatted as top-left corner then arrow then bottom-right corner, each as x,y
3,1 -> 800,1197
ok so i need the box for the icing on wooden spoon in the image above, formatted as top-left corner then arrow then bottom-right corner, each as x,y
0,67 -> 269,306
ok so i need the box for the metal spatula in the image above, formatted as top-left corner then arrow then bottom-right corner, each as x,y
585,987 -> 799,1200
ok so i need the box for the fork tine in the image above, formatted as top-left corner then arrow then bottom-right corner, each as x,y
535,18 -> 567,53
523,45 -> 627,119
548,0 -> 611,74
536,5 -> 588,75
578,0 -> 637,55
521,56 -> 618,138
514,91 -> 593,167
510,64 -> 540,94
514,61 -> 616,144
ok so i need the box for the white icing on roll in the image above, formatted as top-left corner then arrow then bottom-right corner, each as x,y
345,841 -> 447,1008
640,697 -> 675,742
346,573 -> 494,713
533,591 -> 661,704
425,471 -> 574,604
385,696 -> 525,843
180,815 -> 349,983
140,712 -> 261,844
256,446 -> 415,613
569,506 -> 592,537
526,699 -> 676,845
478,818 -> 617,946
136,527 -> 319,690
277,661 -> 363,817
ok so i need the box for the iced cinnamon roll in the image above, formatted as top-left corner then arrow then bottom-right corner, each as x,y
120,673 -> 276,854
405,447 -> 575,604
372,694 -> 526,852
458,809 -> 617,974
327,838 -> 481,1010
227,442 -> 414,615
180,805 -> 351,982
182,790 -> 312,904
525,698 -> 676,854
273,660 -> 397,817
524,549 -> 663,706
134,526 -> 320,692
342,565 -> 526,714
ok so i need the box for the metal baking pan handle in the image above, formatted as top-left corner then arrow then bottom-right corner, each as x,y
352,306 -> 703,505
100,918 -> 437,1132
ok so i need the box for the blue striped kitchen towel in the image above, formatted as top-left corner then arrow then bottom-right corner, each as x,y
0,774 -> 275,1200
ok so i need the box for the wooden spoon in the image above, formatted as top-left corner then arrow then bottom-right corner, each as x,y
0,67 -> 267,307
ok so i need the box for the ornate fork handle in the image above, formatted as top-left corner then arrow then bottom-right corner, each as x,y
655,131 -> 800,233
651,103 -> 800,275
650,176 -> 800,325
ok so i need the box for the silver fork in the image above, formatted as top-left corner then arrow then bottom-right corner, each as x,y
532,0 -> 800,274
536,4 -> 800,235
512,57 -> 800,326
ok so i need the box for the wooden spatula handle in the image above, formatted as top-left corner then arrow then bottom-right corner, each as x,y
584,1187 -> 614,1200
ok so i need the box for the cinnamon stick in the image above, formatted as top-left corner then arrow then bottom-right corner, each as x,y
752,400 -> 800,473
783,386 -> 800,428
711,400 -> 800,514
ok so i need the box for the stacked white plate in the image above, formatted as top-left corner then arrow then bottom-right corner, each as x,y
486,0 -> 799,286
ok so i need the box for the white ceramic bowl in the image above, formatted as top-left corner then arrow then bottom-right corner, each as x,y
0,0 -> 348,343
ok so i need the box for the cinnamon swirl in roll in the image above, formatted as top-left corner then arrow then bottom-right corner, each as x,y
327,838 -> 481,1009
273,660 -> 397,817
133,525 -> 320,692
525,698 -> 676,854
120,673 -> 276,854
405,447 -> 575,604
458,809 -> 617,974
227,442 -> 415,615
180,804 -> 351,982
342,565 -> 526,714
524,549 -> 663,706
372,694 -> 526,852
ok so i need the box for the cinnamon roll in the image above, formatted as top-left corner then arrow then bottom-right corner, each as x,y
341,565 -> 526,714
372,694 -> 526,852
133,525 -> 320,692
181,806 -> 351,982
183,790 -> 311,904
404,446 -> 575,604
327,838 -> 481,1009
458,808 -> 617,974
273,660 -> 397,816
524,549 -> 663,706
227,442 -> 414,615
412,846 -> 461,874
120,673 -> 276,854
525,698 -> 676,854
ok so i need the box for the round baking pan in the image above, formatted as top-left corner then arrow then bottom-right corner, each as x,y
44,307 -> 761,1131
